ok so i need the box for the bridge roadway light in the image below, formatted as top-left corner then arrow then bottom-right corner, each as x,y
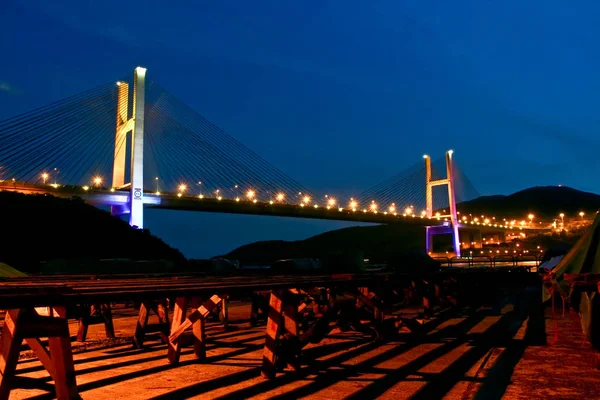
246,190 -> 255,200
580,211 -> 585,218
276,193 -> 285,202
370,201 -> 378,212
302,195 -> 310,205
349,199 -> 358,211
327,198 -> 336,207
93,176 -> 102,187
41,172 -> 49,184
178,184 -> 187,193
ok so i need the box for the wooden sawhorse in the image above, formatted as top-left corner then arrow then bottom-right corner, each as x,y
0,306 -> 79,399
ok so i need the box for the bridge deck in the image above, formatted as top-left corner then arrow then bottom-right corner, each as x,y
0,181 -> 545,231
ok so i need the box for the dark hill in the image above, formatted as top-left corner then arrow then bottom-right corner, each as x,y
224,186 -> 600,265
0,191 -> 185,272
457,186 -> 600,219
224,224 -> 434,267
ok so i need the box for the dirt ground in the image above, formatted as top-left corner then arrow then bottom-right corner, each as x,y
8,290 -> 600,400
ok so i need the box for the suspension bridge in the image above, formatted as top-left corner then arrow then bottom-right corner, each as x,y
0,67 -> 538,257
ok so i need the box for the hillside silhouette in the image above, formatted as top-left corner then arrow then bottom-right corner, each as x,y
224,186 -> 600,264
0,191 -> 185,272
456,186 -> 600,219
224,224 -> 431,268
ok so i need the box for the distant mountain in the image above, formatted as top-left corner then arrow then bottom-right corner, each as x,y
0,191 -> 186,272
223,186 -> 600,265
456,186 -> 600,219
224,224 -> 432,267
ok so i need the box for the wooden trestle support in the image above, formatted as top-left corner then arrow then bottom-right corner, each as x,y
167,295 -> 224,363
77,303 -> 115,342
0,307 -> 79,400
257,283 -> 429,379
0,273 -> 465,398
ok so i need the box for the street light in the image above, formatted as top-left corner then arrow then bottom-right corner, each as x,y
93,176 -> 102,187
178,184 -> 187,193
41,172 -> 49,184
528,213 -> 534,225
155,177 -> 159,194
370,202 -> 378,212
580,211 -> 585,219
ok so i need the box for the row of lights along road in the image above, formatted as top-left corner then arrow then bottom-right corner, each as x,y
38,173 -> 588,227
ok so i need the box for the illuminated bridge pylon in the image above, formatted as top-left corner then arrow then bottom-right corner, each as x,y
110,67 -> 147,228
424,150 -> 460,257
0,65 -> 483,242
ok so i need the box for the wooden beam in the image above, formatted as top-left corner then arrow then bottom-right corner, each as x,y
261,290 -> 284,379
48,334 -> 78,399
101,304 -> 115,339
0,308 -> 78,400
25,339 -> 55,381
133,302 -> 150,349
77,304 -> 115,342
0,309 -> 23,399
168,295 -> 222,343
168,297 -> 189,364
191,297 -> 206,360
221,295 -> 229,330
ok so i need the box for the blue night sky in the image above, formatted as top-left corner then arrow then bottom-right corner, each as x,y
2,1 -> 600,258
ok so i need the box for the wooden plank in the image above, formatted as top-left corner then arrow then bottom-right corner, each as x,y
261,290 -> 284,379
221,295 -> 229,330
25,338 -> 55,381
282,295 -> 300,371
0,309 -> 23,400
48,333 -> 78,399
167,296 -> 188,364
76,304 -> 91,342
190,297 -> 206,360
156,299 -> 170,343
169,295 -> 222,342
101,304 -> 115,338
18,315 -> 71,339
133,302 -> 150,349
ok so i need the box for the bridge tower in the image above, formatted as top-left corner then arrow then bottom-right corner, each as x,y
424,150 -> 461,257
111,67 -> 147,229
